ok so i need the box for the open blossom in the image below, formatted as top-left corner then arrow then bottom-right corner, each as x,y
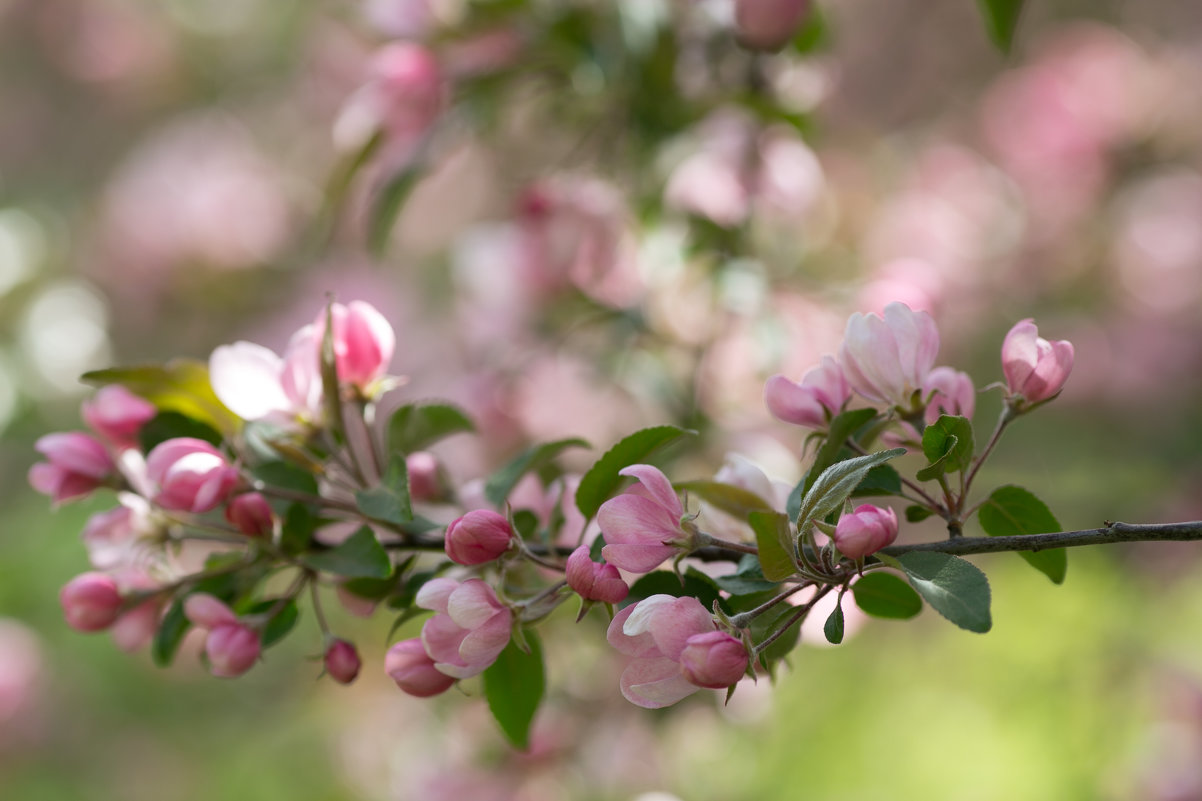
765,355 -> 851,429
146,438 -> 239,514
386,638 -> 455,697
599,465 -> 692,574
833,504 -> 899,559
607,595 -> 737,708
28,432 -> 115,505
565,546 -> 628,604
923,366 -> 976,423
60,573 -> 124,632
314,301 -> 396,396
184,594 -> 260,678
81,494 -> 160,569
840,302 -> 940,409
208,324 -> 322,426
1002,319 -> 1075,408
81,385 -> 156,448
444,510 -> 514,566
416,578 -> 512,679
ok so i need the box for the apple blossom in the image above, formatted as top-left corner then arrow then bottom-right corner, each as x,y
59,573 -> 124,633
314,301 -> 396,396
833,504 -> 899,559
444,510 -> 514,566
679,631 -> 749,689
184,594 -> 260,678
599,465 -> 693,574
417,578 -> 512,679
208,325 -> 323,426
1002,319 -> 1075,408
407,451 -> 449,503
81,385 -> 157,448
145,438 -> 240,514
386,638 -> 455,697
840,301 -> 940,409
28,432 -> 115,505
923,366 -> 976,423
225,492 -> 274,537
565,546 -> 628,604
764,355 -> 852,429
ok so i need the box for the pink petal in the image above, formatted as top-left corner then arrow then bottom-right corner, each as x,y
184,593 -> 237,629
415,577 -> 459,613
606,604 -> 659,658
618,465 -> 683,517
446,579 -> 505,629
209,342 -> 291,421
619,657 -> 698,709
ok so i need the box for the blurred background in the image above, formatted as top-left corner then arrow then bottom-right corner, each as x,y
3,0 -> 1202,798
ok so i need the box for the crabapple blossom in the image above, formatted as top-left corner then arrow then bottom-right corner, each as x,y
599,465 -> 693,574
324,640 -> 362,684
225,492 -> 274,537
386,638 -> 455,697
110,600 -> 161,652
406,451 -> 449,503
59,573 -> 124,632
145,438 -> 239,514
1002,319 -> 1075,408
28,432 -> 115,505
833,504 -> 899,559
184,594 -> 260,678
417,579 -> 512,679
208,324 -> 323,426
444,510 -> 515,566
764,355 -> 852,429
840,301 -> 940,409
734,0 -> 812,51
81,385 -> 156,448
565,546 -> 628,604
923,366 -> 976,423
315,301 -> 396,396
81,495 -> 159,570
679,631 -> 749,689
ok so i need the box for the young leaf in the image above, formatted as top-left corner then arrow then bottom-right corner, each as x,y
280,502 -> 316,556
485,438 -> 590,508
824,599 -> 845,644
977,0 -> 1025,53
917,415 -> 975,481
301,526 -> 392,579
251,461 -> 320,498
151,599 -> 191,668
802,408 -> 878,498
905,505 -> 936,523
82,360 -> 240,436
978,485 -> 1067,584
748,511 -> 796,582
714,555 -> 780,595
483,633 -> 545,750
574,426 -> 694,519
387,402 -> 475,454
241,599 -> 300,648
626,568 -> 728,613
673,480 -> 775,519
852,572 -> 923,619
896,552 -> 991,633
138,411 -> 224,452
355,457 -> 412,526
851,464 -> 903,497
797,448 -> 906,536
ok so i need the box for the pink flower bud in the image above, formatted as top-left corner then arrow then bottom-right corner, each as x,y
599,465 -> 690,574
565,546 -> 628,604
840,302 -> 941,409
29,432 -> 115,504
765,355 -> 852,429
923,366 -> 976,423
444,510 -> 515,566
184,593 -> 238,629
324,639 -> 362,684
407,451 -> 449,503
145,438 -> 240,513
734,0 -> 811,51
606,594 -> 721,708
81,386 -> 157,447
205,623 -> 260,678
386,638 -> 455,697
225,492 -> 274,536
833,504 -> 899,559
59,573 -> 123,632
1001,318 -> 1075,407
679,631 -> 749,689
319,301 -> 396,395
111,600 -> 161,652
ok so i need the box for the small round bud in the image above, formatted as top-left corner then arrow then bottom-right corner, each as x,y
679,631 -> 749,689
225,492 -> 274,537
60,573 -> 123,632
833,504 -> 899,559
205,623 -> 261,678
324,639 -> 362,684
406,451 -> 450,503
444,510 -> 515,566
1001,319 -> 1074,409
385,639 -> 454,697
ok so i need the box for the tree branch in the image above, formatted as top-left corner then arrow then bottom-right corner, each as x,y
876,521 -> 1202,558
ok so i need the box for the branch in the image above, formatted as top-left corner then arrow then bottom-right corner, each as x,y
876,521 -> 1202,558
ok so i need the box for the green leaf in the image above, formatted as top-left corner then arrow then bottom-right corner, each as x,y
751,603 -> 802,671
251,461 -> 320,498
976,0 -> 1025,53
151,599 -> 191,668
355,457 -> 412,526
626,568 -> 728,613
368,161 -> 425,256
851,464 -> 902,497
978,485 -> 1067,584
673,480 -> 775,519
749,511 -> 796,582
484,438 -> 590,508
240,599 -> 299,648
797,448 -> 906,537
785,476 -> 804,523
802,408 -> 878,498
483,633 -> 545,750
917,415 -> 975,481
138,411 -> 224,452
823,599 -> 845,644
280,503 -> 316,556
301,526 -> 392,579
574,426 -> 693,519
82,360 -> 240,436
714,555 -> 780,595
905,505 -> 936,523
852,572 -> 923,619
896,552 -> 991,633
387,402 -> 475,454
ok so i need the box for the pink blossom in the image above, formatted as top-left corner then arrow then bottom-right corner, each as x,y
111,600 -> 161,652
444,510 -> 515,566
1002,319 -> 1075,408
225,492 -> 274,537
833,504 -> 899,559
764,355 -> 852,429
334,43 -> 443,153
923,366 -> 976,423
839,302 -> 940,409
80,496 -> 158,570
386,638 -> 455,697
59,573 -> 123,632
565,546 -> 628,604
184,594 -> 260,678
416,578 -> 512,679
28,432 -> 115,504
314,301 -> 396,395
606,595 -> 723,708
679,631 -> 749,689
81,386 -> 156,447
734,0 -> 811,51
406,451 -> 448,503
599,465 -> 690,574
208,325 -> 323,426
324,639 -> 361,685
145,438 -> 240,513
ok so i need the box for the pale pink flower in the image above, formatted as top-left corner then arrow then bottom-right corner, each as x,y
29,432 -> 115,505
60,573 -> 123,632
839,302 -> 940,409
565,546 -> 628,605
324,639 -> 361,684
80,494 -> 159,570
111,600 -> 161,652
225,492 -> 274,537
599,465 -> 690,574
334,43 -> 443,153
145,438 -> 240,514
679,631 -> 749,689
417,578 -> 512,679
81,385 -> 156,448
386,638 -> 455,697
406,451 -> 448,503
764,355 -> 851,429
734,0 -> 811,50
833,504 -> 899,559
444,510 -> 514,566
184,594 -> 260,678
1002,319 -> 1075,408
313,301 -> 396,395
923,366 -> 976,423
208,324 -> 323,426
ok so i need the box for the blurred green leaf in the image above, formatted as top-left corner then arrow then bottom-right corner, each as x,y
978,484 -> 1067,584
486,438 -> 590,508
977,0 -> 1025,52
251,461 -> 320,498
749,510 -> 795,582
355,457 -> 412,526
714,555 -> 780,595
368,162 -> 425,256
387,402 -> 475,455
674,479 -> 775,519
281,502 -> 316,556
852,572 -> 923,619
82,360 -> 240,436
575,426 -> 693,519
151,599 -> 191,668
905,505 -> 936,523
138,411 -> 224,452
896,552 -> 991,633
301,526 -> 391,579
241,599 -> 299,648
483,634 -> 545,751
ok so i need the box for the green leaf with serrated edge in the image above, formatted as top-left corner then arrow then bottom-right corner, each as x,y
749,511 -> 795,582
852,572 -> 923,619
625,568 -> 729,613
387,402 -> 475,454
251,461 -> 319,498
674,480 -> 775,519
824,600 -> 845,644
851,464 -> 903,497
802,408 -> 878,498
483,633 -> 545,750
918,415 -> 975,481
82,360 -> 240,436
905,505 -> 936,523
138,411 -> 223,452
797,449 -> 906,539
301,526 -> 392,579
978,485 -> 1067,584
280,503 -> 315,556
485,438 -> 590,508
355,457 -> 412,525
896,552 -> 991,633
574,426 -> 694,519
152,599 -> 190,668
977,0 -> 1024,52
240,599 -> 299,648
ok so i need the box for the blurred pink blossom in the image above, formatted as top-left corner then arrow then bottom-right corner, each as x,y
225,492 -> 274,537
923,366 -> 975,423
324,639 -> 362,685
81,385 -> 156,448
313,300 -> 397,396
59,572 -> 123,632
386,638 -> 455,697
184,594 -> 261,678
565,546 -> 629,605
28,432 -> 115,505
209,325 -> 323,426
334,42 -> 443,155
734,0 -> 811,51
764,354 -> 851,429
145,438 -> 240,514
